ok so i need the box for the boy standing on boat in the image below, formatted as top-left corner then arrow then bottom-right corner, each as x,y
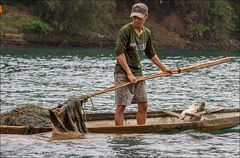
114,3 -> 172,126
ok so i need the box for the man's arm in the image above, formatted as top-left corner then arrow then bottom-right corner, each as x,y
150,55 -> 172,74
117,53 -> 137,83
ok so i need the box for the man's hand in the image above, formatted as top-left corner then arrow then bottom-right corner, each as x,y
150,55 -> 172,77
164,68 -> 172,76
127,73 -> 137,84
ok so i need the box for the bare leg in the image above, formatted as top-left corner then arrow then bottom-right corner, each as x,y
136,102 -> 148,125
115,105 -> 126,126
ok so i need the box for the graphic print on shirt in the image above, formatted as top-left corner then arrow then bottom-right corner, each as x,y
130,42 -> 146,52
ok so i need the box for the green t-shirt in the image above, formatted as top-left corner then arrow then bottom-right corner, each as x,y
114,23 -> 156,76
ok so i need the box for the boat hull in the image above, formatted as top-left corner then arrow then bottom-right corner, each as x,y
1,109 -> 239,135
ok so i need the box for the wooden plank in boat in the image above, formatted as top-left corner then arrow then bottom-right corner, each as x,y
161,110 -> 181,118
86,110 -> 183,121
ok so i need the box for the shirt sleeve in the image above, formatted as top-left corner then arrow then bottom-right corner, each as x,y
145,30 -> 156,59
115,26 -> 129,56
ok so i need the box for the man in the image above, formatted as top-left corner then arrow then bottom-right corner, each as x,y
114,3 -> 172,126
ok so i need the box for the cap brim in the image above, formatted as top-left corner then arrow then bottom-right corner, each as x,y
130,12 -> 145,18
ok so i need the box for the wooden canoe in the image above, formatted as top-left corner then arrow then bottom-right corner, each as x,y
0,109 -> 239,135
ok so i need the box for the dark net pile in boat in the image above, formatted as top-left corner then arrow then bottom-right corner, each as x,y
49,96 -> 88,134
0,104 -> 51,127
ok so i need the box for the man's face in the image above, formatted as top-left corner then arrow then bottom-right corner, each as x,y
132,15 -> 148,28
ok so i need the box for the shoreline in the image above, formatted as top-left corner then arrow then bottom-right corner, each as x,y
1,29 -> 239,51
1,38 -> 239,51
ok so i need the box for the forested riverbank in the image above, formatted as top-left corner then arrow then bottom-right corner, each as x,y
0,0 -> 239,50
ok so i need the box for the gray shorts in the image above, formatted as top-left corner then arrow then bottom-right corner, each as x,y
114,73 -> 147,105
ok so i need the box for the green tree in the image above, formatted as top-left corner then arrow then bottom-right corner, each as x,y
206,0 -> 234,40
174,0 -> 234,40
44,0 -> 116,37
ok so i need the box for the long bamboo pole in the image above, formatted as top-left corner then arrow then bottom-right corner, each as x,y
86,57 -> 231,98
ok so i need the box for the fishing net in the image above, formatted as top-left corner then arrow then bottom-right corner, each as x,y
49,96 -> 89,134
1,104 -> 51,127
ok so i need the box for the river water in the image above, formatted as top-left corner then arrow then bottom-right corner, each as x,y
0,46 -> 239,157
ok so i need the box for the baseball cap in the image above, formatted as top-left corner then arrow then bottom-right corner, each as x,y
130,3 -> 148,18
